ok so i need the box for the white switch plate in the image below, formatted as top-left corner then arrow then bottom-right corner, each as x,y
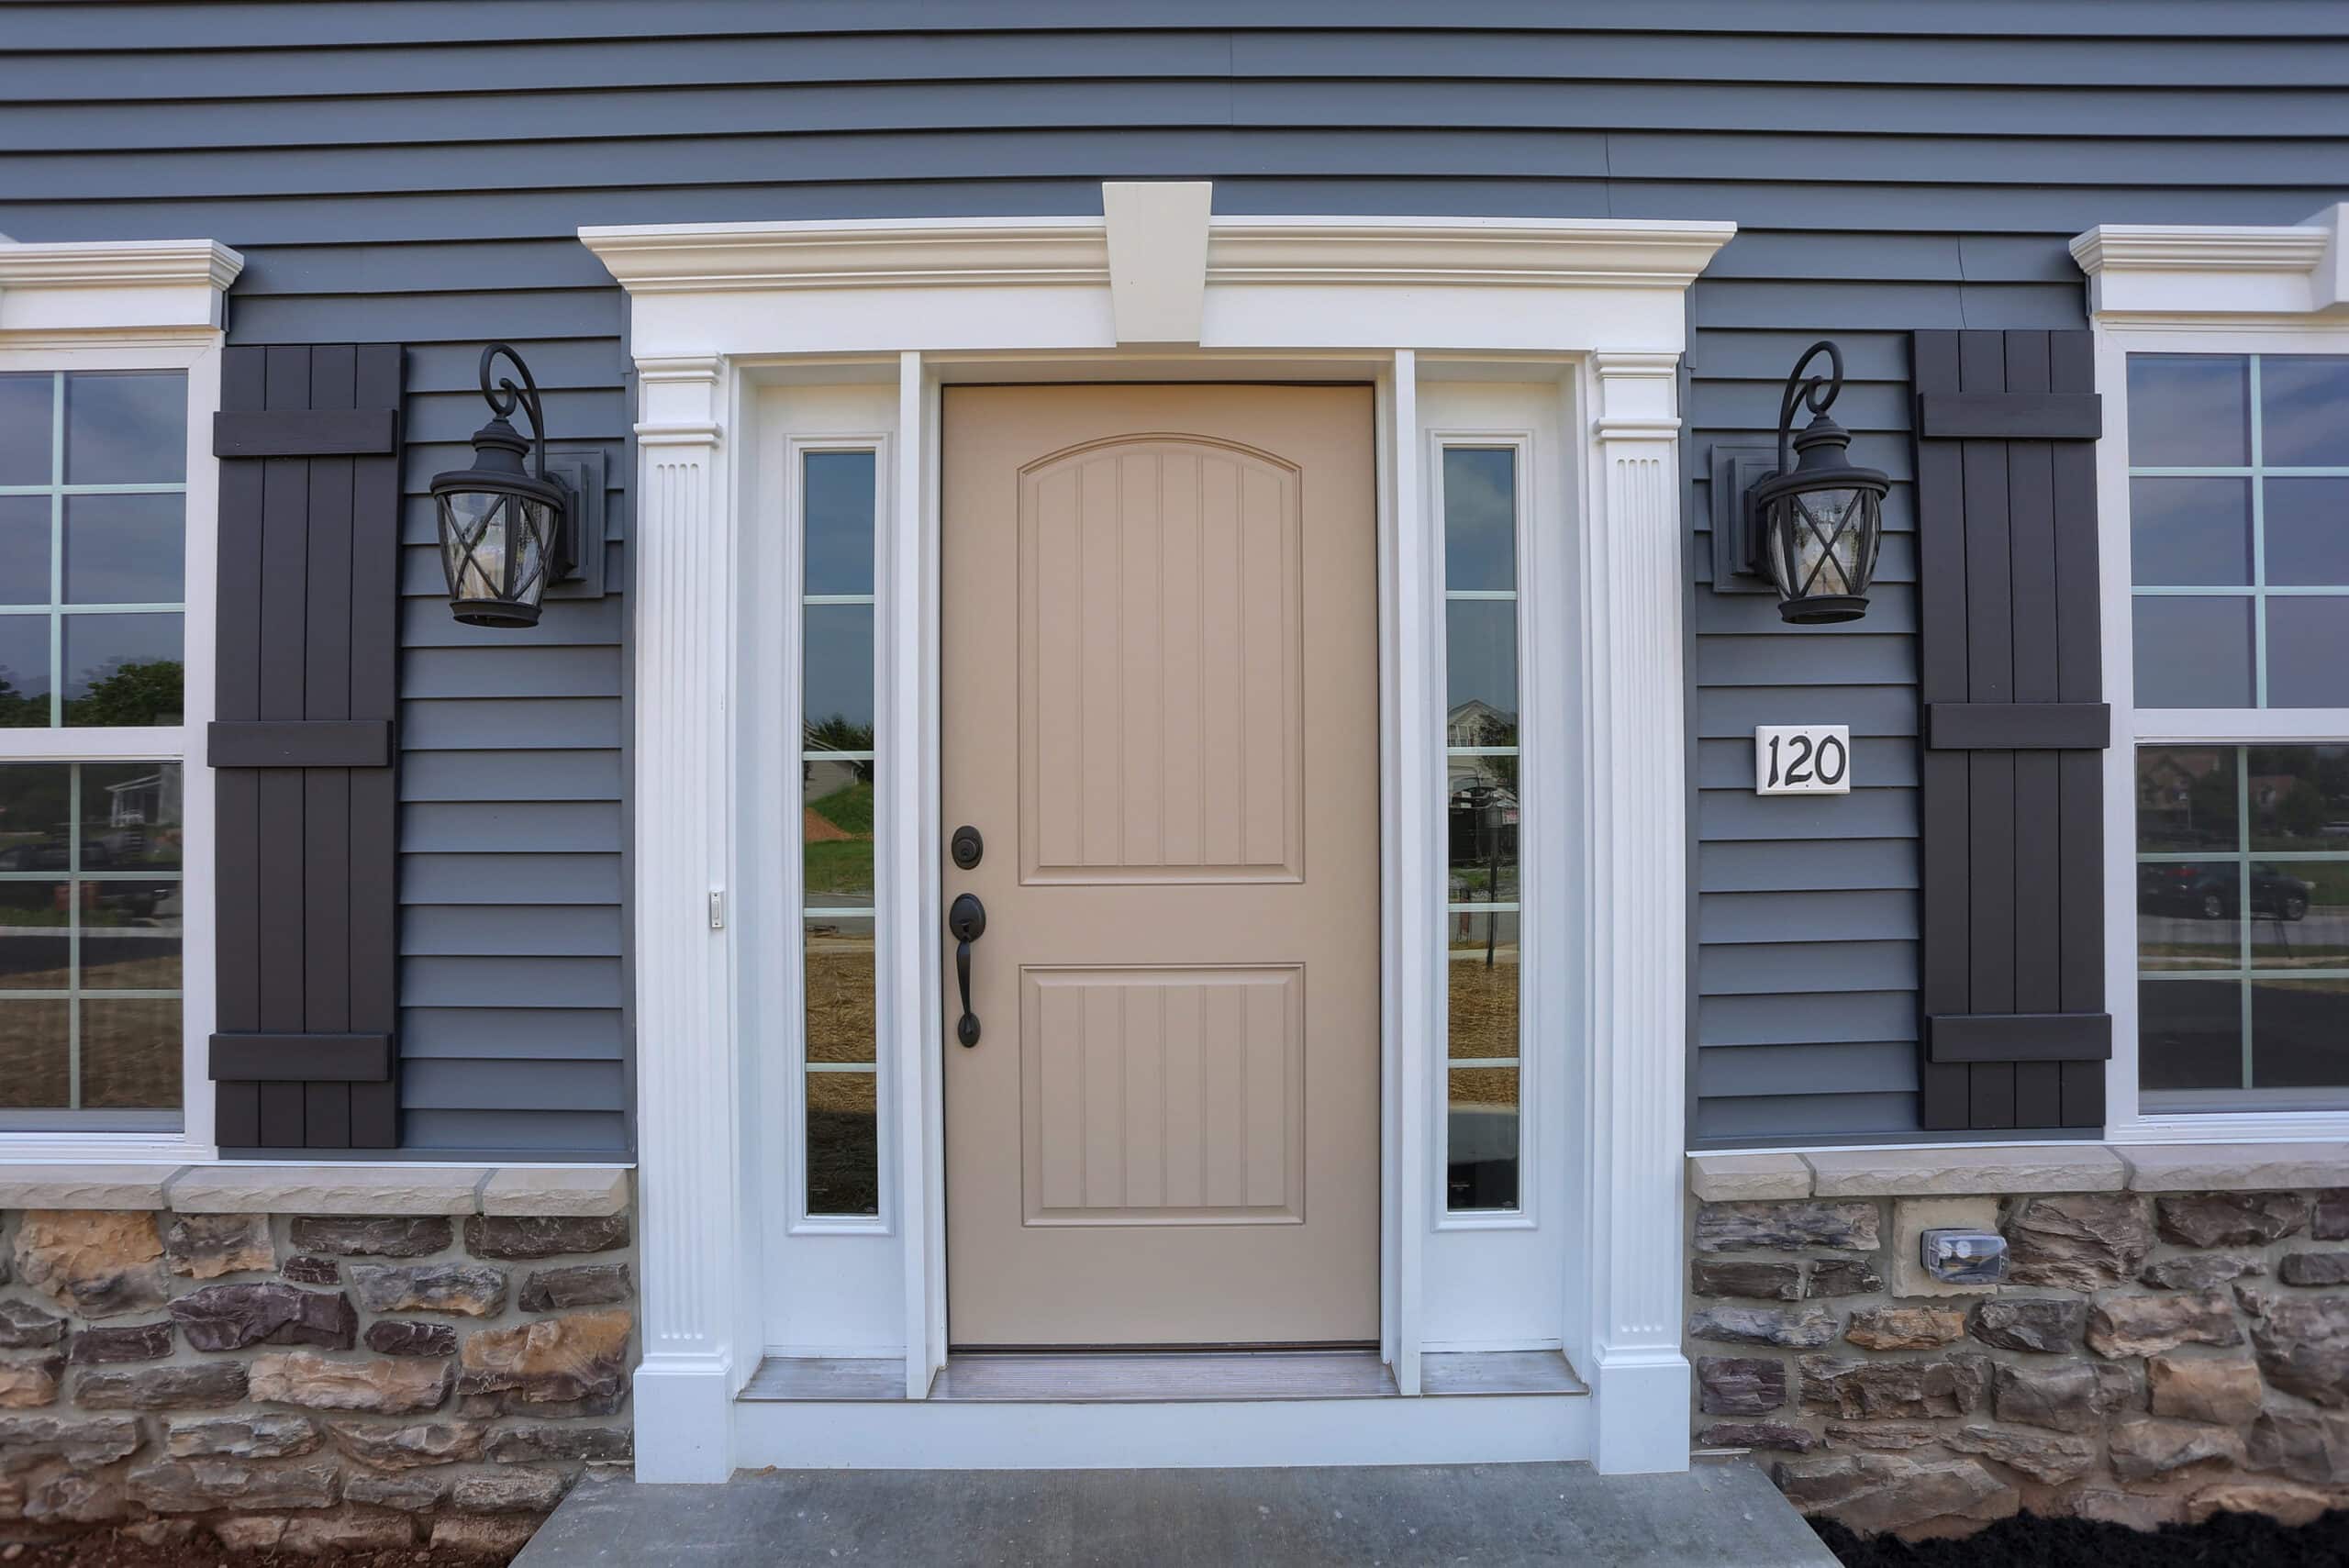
1754,724 -> 1853,795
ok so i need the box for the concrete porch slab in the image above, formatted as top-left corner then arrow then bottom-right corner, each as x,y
516,1460 -> 1834,1567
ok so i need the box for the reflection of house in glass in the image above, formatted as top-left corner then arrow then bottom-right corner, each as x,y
1446,699 -> 1519,905
105,769 -> 181,829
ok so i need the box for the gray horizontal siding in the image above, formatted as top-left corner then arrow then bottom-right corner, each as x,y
4,3 -> 2343,1156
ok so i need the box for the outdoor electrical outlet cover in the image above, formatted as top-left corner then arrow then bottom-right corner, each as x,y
1920,1228 -> 2008,1285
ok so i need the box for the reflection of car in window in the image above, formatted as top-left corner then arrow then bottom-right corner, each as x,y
2138,862 -> 2311,922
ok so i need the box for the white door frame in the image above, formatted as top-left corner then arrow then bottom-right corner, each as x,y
584,187 -> 1731,1483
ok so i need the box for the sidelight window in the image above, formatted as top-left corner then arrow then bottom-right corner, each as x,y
797,449 -> 881,1216
1439,445 -> 1523,1212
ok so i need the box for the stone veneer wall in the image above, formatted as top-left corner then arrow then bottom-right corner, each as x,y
1685,1147 -> 2349,1539
0,1166 -> 633,1557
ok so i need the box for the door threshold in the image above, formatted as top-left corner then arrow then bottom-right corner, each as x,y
740,1348 -> 1583,1405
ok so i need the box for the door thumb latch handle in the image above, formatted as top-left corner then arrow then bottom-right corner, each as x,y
948,892 -> 986,1047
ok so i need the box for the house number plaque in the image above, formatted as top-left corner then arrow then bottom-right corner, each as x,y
1754,724 -> 1852,795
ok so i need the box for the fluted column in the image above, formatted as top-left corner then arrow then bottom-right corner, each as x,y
1582,350 -> 1694,1473
629,354 -> 740,1482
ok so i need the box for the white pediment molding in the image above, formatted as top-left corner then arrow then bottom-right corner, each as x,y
2071,205 -> 2346,320
0,239 -> 244,338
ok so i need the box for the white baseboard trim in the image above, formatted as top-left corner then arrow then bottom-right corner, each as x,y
633,1357 -> 736,1483
1590,1347 -> 1692,1475
735,1392 -> 1591,1471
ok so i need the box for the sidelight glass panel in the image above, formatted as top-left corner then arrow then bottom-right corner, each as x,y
1440,446 -> 1523,1213
797,450 -> 881,1218
0,762 -> 182,1111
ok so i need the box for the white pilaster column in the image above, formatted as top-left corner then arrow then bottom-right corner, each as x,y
629,354 -> 741,1483
1582,350 -> 1693,1474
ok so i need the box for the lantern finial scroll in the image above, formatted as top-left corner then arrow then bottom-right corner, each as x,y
1738,339 -> 1889,626
429,343 -> 579,628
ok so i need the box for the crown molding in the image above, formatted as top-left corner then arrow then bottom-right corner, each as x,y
2071,205 -> 2345,319
0,238 -> 244,336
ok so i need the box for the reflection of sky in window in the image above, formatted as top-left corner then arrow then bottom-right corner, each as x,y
2132,597 -> 2251,708
0,376 -> 50,486
1442,448 -> 1516,592
2129,478 -> 2249,585
2128,355 -> 2249,467
0,619 -> 49,715
64,495 -> 185,606
2268,600 -> 2349,709
63,613 -> 180,698
804,604 -> 874,728
0,498 -> 47,607
2261,356 -> 2349,468
1446,599 -> 1518,717
64,373 -> 185,485
2264,477 -> 2349,587
804,450 -> 875,596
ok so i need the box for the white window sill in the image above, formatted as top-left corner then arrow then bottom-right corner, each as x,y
0,1160 -> 633,1215
1690,1138 -> 2349,1202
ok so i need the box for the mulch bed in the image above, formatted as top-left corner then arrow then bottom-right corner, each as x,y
0,1537 -> 518,1568
1814,1508 -> 2349,1567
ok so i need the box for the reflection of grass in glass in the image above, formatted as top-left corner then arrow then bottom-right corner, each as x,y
803,840 -> 874,896
805,938 -> 875,1062
810,782 -> 874,836
1449,1065 -> 1518,1107
1446,951 -> 1519,1061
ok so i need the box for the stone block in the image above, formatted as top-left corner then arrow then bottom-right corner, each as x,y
464,1213 -> 629,1260
453,1467 -> 570,1513
122,1518 -> 197,1549
166,1165 -> 488,1215
482,1424 -> 631,1464
366,1320 -> 459,1358
165,1414 -> 321,1460
1990,1360 -> 2134,1434
1695,1419 -> 1818,1453
2247,1406 -> 2349,1484
1805,1145 -> 2127,1198
2109,1415 -> 2247,1482
171,1282 -> 357,1351
289,1216 -> 455,1258
10,1209 -> 165,1318
0,1165 -> 174,1209
161,1212 -> 276,1279
433,1515 -> 542,1556
0,1416 -> 141,1473
0,1302 -> 64,1351
1821,1420 -> 1942,1451
2280,1251 -> 2349,1286
1843,1306 -> 1967,1351
1706,1259 -> 1813,1306
249,1351 -> 451,1415
68,1320 -> 173,1363
212,1516 -> 288,1550
1686,1304 -> 1839,1348
125,1457 -> 340,1512
1967,1296 -> 2085,1353
2188,1480 -> 2337,1529
2123,1142 -> 2349,1193
2243,1289 -> 2349,1407
76,1362 -> 247,1411
2065,1488 -> 2188,1530
1692,1201 -> 1877,1254
2147,1352 -> 2265,1426
351,1262 -> 508,1318
0,1354 -> 62,1408
282,1510 -> 419,1553
519,1262 -> 633,1313
1943,1425 -> 2099,1485
1773,1452 -> 2018,1535
1803,1258 -> 1883,1298
328,1419 -> 486,1469
2155,1191 -> 2309,1248
1799,1353 -> 1987,1420
1687,1154 -> 1810,1202
23,1470 -> 128,1524
2087,1289 -> 2242,1358
2316,1190 -> 2349,1240
346,1470 -> 451,1511
457,1309 -> 631,1407
283,1255 -> 341,1285
1695,1355 -> 1786,1416
482,1166 -> 630,1217
1892,1197 -> 2001,1298
2003,1194 -> 2154,1292
2141,1252 -> 2266,1291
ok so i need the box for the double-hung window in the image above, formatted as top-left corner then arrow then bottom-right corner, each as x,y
0,361 -> 209,1137
2116,349 -> 2349,1122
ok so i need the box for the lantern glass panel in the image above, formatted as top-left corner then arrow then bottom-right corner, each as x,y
1767,485 -> 1876,600
440,489 -> 551,606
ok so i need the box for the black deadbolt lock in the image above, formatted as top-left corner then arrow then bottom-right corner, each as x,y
951,824 -> 984,870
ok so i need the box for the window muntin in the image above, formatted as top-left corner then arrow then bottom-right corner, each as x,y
799,449 -> 879,1217
1441,445 -> 1521,1213
2123,343 -> 2349,1114
2126,354 -> 2349,709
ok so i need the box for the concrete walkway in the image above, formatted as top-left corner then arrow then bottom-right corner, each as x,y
516,1460 -> 1838,1567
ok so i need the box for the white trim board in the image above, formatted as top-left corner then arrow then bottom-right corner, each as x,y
584,183 -> 1731,1484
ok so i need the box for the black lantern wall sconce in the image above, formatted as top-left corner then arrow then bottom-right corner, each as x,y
429,343 -> 608,627
1709,339 -> 1889,625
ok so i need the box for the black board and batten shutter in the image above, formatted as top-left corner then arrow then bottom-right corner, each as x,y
1912,329 -> 2110,1132
209,345 -> 404,1150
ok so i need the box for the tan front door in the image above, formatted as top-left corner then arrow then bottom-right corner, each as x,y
941,384 -> 1380,1347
